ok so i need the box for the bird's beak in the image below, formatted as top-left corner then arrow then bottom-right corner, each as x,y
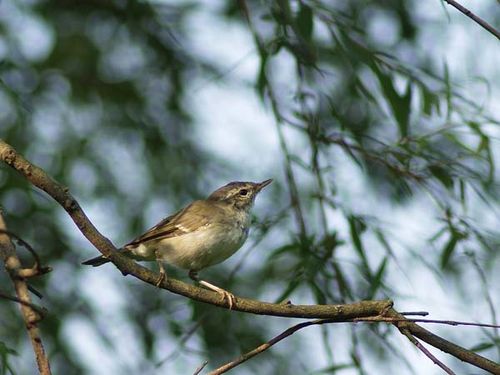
256,179 -> 273,192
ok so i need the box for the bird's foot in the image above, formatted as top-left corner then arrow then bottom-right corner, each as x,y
189,271 -> 236,309
155,269 -> 166,287
155,258 -> 166,287
217,289 -> 236,310
200,281 -> 235,309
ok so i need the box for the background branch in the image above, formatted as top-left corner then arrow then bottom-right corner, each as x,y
443,0 -> 500,40
0,211 -> 51,375
355,316 -> 500,329
208,319 -> 335,375
0,290 -> 48,317
386,309 -> 500,374
401,328 -> 455,375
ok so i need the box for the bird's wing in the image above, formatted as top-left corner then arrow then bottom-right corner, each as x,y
125,200 -> 214,246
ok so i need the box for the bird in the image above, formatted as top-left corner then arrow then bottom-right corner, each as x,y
82,179 -> 272,308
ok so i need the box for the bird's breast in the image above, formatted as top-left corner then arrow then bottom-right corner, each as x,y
154,220 -> 249,271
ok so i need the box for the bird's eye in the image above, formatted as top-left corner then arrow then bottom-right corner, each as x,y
239,189 -> 248,196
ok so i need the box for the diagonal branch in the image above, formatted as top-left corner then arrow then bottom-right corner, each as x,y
400,328 -> 456,375
443,0 -> 500,41
0,138 -> 390,319
386,309 -> 500,374
208,319 -> 335,375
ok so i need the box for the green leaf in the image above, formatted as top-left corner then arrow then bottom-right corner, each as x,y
309,280 -> 327,304
331,262 -> 354,300
367,256 -> 388,299
296,3 -> 313,41
256,53 -> 268,99
375,229 -> 394,256
274,277 -> 301,303
430,226 -> 447,242
443,62 -> 452,120
0,341 -> 18,375
348,215 -> 371,277
469,340 -> 500,353
428,164 -> 454,189
440,232 -> 460,269
311,363 -> 355,374
372,64 -> 412,137
267,242 -> 300,260
468,121 -> 495,183
421,83 -> 440,116
458,180 -> 466,208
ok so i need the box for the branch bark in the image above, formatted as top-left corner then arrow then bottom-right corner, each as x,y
443,0 -> 500,41
386,309 -> 500,374
1,138 -> 499,374
0,212 -> 52,375
208,319 -> 338,375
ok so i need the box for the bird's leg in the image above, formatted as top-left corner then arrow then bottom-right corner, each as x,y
155,251 -> 166,287
188,270 -> 236,309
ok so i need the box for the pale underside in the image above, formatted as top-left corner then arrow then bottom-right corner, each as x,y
121,200 -> 250,271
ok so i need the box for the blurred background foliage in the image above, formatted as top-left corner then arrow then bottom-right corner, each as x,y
1,0 -> 499,374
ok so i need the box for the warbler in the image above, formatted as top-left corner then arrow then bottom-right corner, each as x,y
82,179 -> 272,308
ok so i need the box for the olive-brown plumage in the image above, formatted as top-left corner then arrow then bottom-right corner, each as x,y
82,179 -> 272,308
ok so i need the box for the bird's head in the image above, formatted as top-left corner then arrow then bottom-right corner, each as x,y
208,179 -> 272,210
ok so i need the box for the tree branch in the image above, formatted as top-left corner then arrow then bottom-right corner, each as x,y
0,229 -> 52,278
1,138 -> 499,374
0,138 -> 390,318
400,328 -> 456,375
386,309 -> 500,374
208,319 -> 335,375
443,0 -> 500,40
355,316 -> 500,329
0,290 -> 48,317
0,212 -> 52,375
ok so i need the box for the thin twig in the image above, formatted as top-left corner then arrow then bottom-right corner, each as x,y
156,316 -> 206,367
0,229 -> 41,269
354,316 -> 500,329
401,311 -> 429,316
0,212 -> 52,375
0,229 -> 52,278
208,319 -> 334,375
385,309 -> 499,374
443,0 -> 500,40
28,284 -> 44,299
0,229 -> 49,298
0,290 -> 47,317
466,251 -> 500,358
401,328 -> 456,375
193,361 -> 208,375
239,1 -> 308,238
325,135 -> 425,181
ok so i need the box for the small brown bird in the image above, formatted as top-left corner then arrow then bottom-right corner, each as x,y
83,179 -> 272,308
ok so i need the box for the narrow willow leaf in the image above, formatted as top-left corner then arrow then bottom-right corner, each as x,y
296,3 -> 313,41
428,164 -> 454,189
367,256 -> 388,299
440,233 -> 459,269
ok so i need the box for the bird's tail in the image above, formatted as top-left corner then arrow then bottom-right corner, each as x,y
82,255 -> 111,267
